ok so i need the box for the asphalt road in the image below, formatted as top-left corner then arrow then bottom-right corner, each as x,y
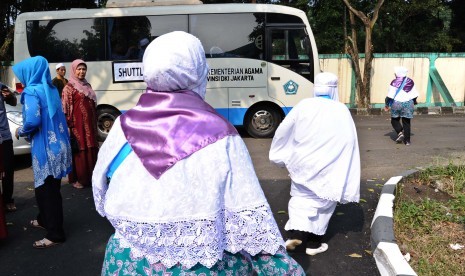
1,114 -> 464,276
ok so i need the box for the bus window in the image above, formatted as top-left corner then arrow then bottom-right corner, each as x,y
268,28 -> 312,80
147,15 -> 188,38
266,13 -> 305,24
108,15 -> 188,60
189,13 -> 265,59
27,18 -> 106,62
108,16 -> 151,60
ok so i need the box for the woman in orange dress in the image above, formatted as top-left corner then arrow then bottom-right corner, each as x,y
62,59 -> 99,189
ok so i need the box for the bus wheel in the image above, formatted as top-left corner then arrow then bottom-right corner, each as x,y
97,107 -> 121,142
245,105 -> 282,138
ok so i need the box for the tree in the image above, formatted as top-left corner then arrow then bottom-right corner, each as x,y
307,0 -> 346,54
373,0 -> 455,53
342,0 -> 385,108
0,0 -> 21,62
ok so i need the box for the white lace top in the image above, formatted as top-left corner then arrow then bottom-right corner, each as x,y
92,117 -> 284,269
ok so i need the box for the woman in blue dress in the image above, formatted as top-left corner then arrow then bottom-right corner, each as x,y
13,56 -> 72,248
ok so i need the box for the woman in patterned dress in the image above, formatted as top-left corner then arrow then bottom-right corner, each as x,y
92,31 -> 304,275
384,66 -> 419,146
13,56 -> 72,248
62,59 -> 99,189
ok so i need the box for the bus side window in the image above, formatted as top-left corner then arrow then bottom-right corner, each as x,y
269,28 -> 312,80
26,18 -> 106,62
190,13 -> 265,60
107,16 -> 151,61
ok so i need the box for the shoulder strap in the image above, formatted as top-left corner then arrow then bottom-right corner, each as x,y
106,142 -> 133,183
393,77 -> 408,100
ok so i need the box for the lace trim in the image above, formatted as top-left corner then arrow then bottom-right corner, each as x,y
98,198 -> 284,269
289,166 -> 359,203
32,140 -> 72,187
94,188 -> 106,217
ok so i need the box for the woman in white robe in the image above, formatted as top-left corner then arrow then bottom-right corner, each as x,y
92,31 -> 304,275
269,72 -> 361,256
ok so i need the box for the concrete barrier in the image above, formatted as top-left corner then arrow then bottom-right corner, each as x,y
370,170 -> 419,276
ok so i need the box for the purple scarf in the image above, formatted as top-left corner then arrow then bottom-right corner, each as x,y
120,89 -> 238,179
390,77 -> 414,92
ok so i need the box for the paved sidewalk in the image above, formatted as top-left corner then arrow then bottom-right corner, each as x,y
0,183 -> 112,275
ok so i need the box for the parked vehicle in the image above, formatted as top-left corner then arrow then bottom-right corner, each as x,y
13,2 -> 320,140
6,94 -> 30,155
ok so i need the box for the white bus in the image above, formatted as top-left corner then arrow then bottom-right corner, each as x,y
13,1 -> 320,140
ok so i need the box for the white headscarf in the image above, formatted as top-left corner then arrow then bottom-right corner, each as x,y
142,31 -> 209,99
394,66 -> 408,77
313,71 -> 339,101
269,72 -> 360,203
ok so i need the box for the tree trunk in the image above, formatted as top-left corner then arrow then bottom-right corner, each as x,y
343,0 -> 385,108
362,25 -> 373,107
345,8 -> 366,107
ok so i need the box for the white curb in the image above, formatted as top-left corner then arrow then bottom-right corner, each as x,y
371,174 -> 417,276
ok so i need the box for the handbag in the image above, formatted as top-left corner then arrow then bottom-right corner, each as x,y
70,132 -> 79,153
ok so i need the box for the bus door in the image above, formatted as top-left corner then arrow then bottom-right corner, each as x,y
266,26 -> 314,109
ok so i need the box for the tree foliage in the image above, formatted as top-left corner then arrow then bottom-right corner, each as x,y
449,0 -> 465,51
307,0 -> 346,54
309,0 -> 461,54
372,0 -> 456,53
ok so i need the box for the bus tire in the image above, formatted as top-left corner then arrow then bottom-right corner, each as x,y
245,105 -> 282,138
97,107 -> 121,142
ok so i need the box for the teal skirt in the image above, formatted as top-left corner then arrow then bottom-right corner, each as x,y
101,235 -> 305,275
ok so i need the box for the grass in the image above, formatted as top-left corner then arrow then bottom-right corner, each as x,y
393,164 -> 465,276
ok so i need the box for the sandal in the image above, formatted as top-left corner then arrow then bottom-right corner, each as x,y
285,239 -> 303,251
306,243 -> 329,256
5,203 -> 17,212
33,238 -> 60,249
72,182 -> 84,189
30,220 -> 45,230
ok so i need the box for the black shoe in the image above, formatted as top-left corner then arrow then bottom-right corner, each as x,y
395,132 -> 404,143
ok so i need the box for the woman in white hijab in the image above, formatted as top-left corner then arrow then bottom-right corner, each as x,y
269,72 -> 360,256
384,66 -> 419,145
92,31 -> 304,275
